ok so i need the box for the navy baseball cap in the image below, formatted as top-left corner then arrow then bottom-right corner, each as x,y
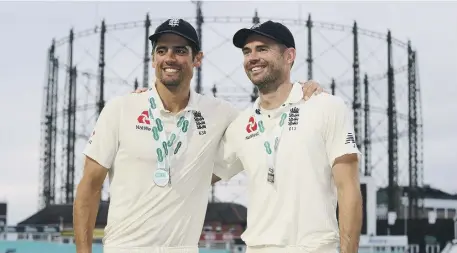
233,20 -> 295,49
149,18 -> 200,51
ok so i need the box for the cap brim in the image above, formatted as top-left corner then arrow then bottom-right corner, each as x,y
149,30 -> 199,50
232,28 -> 282,49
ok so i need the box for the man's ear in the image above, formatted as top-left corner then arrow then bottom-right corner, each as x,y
151,53 -> 157,69
286,48 -> 296,66
193,51 -> 204,68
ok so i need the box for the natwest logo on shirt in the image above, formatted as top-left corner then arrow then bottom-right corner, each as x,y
137,111 -> 150,125
136,110 -> 152,131
245,116 -> 259,140
246,116 -> 257,133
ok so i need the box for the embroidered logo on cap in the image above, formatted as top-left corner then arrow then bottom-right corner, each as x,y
168,19 -> 180,27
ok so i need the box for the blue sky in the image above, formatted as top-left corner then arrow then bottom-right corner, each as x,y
0,1 -> 456,225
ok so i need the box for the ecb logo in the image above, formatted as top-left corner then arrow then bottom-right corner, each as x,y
288,107 -> 300,131
193,111 -> 207,136
168,19 -> 180,27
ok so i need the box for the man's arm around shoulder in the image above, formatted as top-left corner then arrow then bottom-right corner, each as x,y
74,157 -> 108,253
212,107 -> 244,185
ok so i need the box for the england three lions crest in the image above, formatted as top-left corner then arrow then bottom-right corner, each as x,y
193,111 -> 207,135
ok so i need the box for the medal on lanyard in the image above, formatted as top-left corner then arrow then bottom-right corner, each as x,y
148,90 -> 192,187
253,104 -> 289,184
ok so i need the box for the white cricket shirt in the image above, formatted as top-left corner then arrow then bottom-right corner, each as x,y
82,85 -> 241,253
222,83 -> 361,252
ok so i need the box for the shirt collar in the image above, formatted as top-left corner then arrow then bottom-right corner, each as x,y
283,82 -> 303,105
253,82 -> 302,111
185,89 -> 199,112
149,84 -> 199,113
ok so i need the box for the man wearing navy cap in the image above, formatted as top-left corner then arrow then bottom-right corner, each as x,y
220,20 -> 363,253
74,18 -> 324,253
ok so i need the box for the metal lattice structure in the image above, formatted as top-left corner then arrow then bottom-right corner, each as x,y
38,2 -> 424,218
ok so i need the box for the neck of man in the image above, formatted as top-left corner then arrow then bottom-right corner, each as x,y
155,81 -> 190,114
258,79 -> 293,110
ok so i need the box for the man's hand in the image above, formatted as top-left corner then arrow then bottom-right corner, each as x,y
132,88 -> 148,94
298,80 -> 326,101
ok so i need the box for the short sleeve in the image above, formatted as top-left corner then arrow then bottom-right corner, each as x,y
324,95 -> 361,166
212,104 -> 244,181
213,130 -> 244,181
82,96 -> 123,169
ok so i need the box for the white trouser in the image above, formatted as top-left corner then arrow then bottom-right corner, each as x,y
246,244 -> 338,253
103,246 -> 198,253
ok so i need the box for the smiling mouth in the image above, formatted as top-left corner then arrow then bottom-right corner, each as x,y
250,66 -> 266,74
163,68 -> 180,73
